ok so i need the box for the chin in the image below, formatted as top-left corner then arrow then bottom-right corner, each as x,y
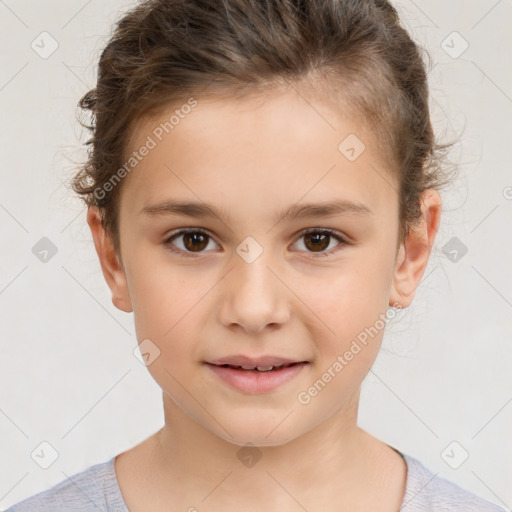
210,413 -> 302,448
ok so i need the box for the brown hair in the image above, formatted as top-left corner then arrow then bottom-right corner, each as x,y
71,0 -> 457,255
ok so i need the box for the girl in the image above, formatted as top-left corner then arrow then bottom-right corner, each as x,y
5,0 -> 506,510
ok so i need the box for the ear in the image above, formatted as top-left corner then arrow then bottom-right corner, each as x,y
86,206 -> 133,313
389,188 -> 442,308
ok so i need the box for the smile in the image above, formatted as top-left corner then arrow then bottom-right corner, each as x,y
205,361 -> 309,394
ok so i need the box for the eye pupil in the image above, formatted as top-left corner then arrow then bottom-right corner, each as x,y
305,232 -> 329,252
184,232 -> 208,251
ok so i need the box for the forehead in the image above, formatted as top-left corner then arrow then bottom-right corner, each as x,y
119,89 -> 398,223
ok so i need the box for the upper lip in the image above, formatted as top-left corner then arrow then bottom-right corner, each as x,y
206,355 -> 308,368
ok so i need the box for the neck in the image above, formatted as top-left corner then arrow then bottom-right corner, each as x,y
145,389 -> 386,509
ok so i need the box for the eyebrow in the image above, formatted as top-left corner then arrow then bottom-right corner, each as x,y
140,199 -> 373,224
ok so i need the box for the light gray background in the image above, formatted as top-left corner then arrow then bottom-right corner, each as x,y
1,0 -> 511,509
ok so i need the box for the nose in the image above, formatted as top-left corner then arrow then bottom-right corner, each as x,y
217,249 -> 291,334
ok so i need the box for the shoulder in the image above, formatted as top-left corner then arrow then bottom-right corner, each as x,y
400,451 -> 506,511
3,456 -> 128,512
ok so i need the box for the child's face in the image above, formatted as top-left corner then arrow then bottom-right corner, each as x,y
89,88 -> 439,446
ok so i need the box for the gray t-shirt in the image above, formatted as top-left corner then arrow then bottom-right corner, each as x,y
3,449 -> 506,511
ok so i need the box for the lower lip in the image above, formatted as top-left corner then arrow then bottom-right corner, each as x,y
205,362 -> 308,394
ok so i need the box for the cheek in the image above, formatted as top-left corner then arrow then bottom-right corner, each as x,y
305,257 -> 394,362
128,262 -> 205,392
126,249 -> 202,341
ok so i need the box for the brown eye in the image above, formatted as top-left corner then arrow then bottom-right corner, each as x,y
293,228 -> 347,256
164,229 -> 219,256
164,227 -> 348,258
303,231 -> 331,252
182,232 -> 209,252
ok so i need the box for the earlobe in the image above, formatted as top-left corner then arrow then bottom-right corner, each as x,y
86,206 -> 133,313
389,189 -> 442,309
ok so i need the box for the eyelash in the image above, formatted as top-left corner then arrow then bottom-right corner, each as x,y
163,227 -> 349,258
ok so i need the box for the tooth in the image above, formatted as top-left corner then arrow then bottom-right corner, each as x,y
256,366 -> 274,371
241,365 -> 254,370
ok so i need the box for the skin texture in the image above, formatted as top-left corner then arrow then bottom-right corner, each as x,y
87,87 -> 441,511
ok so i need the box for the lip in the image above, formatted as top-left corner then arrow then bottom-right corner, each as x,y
205,361 -> 309,394
207,355 -> 308,368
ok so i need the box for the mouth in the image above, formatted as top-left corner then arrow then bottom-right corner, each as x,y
206,354 -> 309,369
207,361 -> 305,372
204,356 -> 310,394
